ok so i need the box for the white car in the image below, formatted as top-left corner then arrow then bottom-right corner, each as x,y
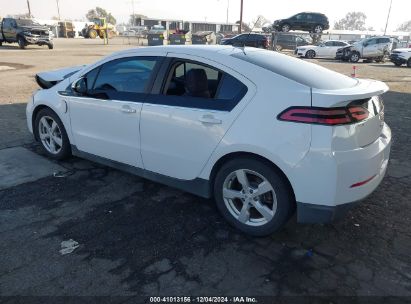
390,48 -> 411,67
296,40 -> 350,59
26,46 -> 391,236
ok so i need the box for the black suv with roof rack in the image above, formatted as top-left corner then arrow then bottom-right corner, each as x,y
273,12 -> 329,34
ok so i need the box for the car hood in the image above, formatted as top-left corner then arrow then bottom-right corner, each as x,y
36,65 -> 85,89
393,48 -> 411,53
297,45 -> 317,49
20,25 -> 50,32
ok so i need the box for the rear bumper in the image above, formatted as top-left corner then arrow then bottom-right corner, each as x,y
297,201 -> 354,223
294,123 -> 392,223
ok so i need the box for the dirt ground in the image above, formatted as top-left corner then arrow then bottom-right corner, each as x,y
0,38 -> 411,301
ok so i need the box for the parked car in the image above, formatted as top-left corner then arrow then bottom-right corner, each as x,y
273,33 -> 311,51
390,48 -> 411,67
28,45 -> 391,236
0,18 -> 53,49
273,12 -> 330,33
295,40 -> 350,58
336,37 -> 395,63
220,33 -> 269,49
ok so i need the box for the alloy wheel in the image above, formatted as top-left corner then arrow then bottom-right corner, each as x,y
222,169 -> 277,226
38,116 -> 63,154
314,25 -> 323,33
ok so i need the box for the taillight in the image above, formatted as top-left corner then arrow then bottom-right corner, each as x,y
278,106 -> 369,125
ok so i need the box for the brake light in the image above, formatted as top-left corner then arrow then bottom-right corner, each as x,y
278,106 -> 369,125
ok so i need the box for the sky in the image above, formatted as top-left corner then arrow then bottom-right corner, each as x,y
1,0 -> 410,32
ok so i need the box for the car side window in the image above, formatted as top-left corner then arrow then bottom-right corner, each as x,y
367,39 -> 377,45
93,57 -> 158,94
324,41 -> 334,46
295,14 -> 304,20
154,59 -> 248,111
306,14 -> 313,20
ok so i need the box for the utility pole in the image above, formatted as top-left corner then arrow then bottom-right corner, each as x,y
56,0 -> 61,20
239,0 -> 243,33
384,0 -> 393,35
26,0 -> 32,17
226,0 -> 229,24
131,0 -> 135,26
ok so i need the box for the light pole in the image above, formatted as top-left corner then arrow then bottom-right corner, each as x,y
239,0 -> 243,33
226,0 -> 229,24
384,0 -> 393,35
56,0 -> 61,20
26,0 -> 32,17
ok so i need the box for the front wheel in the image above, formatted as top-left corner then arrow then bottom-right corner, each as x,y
214,158 -> 295,236
281,24 -> 291,32
313,24 -> 323,33
350,52 -> 360,63
34,108 -> 71,160
47,43 -> 54,49
305,50 -> 316,59
18,36 -> 26,49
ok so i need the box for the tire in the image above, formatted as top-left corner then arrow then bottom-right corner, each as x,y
47,43 -> 54,49
305,50 -> 316,59
88,29 -> 98,39
281,24 -> 291,32
0,41 -> 2,46
313,24 -> 323,33
18,36 -> 26,49
34,108 -> 71,160
214,158 -> 295,236
350,52 -> 360,63
394,62 -> 402,67
407,58 -> 411,68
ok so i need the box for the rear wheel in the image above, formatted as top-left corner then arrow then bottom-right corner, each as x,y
47,43 -> 54,49
407,58 -> 411,68
34,108 -> 71,160
18,36 -> 26,49
214,158 -> 294,236
305,50 -> 316,59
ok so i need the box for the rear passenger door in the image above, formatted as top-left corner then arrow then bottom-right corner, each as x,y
140,54 -> 255,180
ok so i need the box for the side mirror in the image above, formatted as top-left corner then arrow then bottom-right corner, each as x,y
71,77 -> 87,95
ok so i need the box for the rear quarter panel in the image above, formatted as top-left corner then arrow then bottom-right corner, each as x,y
199,63 -> 312,197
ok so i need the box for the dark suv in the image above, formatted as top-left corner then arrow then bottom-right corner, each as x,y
273,12 -> 329,33
273,33 -> 311,51
220,33 -> 269,49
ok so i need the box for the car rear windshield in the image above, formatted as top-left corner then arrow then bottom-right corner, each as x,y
231,49 -> 358,90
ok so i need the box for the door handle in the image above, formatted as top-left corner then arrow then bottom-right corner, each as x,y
199,114 -> 222,124
120,105 -> 136,114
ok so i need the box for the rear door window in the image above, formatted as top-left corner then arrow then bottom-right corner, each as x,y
150,59 -> 248,111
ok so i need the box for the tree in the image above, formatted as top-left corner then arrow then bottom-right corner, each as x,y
86,7 -> 116,25
396,20 -> 411,32
129,14 -> 147,26
334,12 -> 367,30
236,21 -> 251,32
251,15 -> 270,28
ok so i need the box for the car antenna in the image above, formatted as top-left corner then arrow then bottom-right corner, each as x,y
241,16 -> 261,55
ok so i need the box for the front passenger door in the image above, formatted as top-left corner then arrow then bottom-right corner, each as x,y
69,55 -> 163,168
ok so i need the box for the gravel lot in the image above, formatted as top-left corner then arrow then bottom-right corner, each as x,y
0,38 -> 410,301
